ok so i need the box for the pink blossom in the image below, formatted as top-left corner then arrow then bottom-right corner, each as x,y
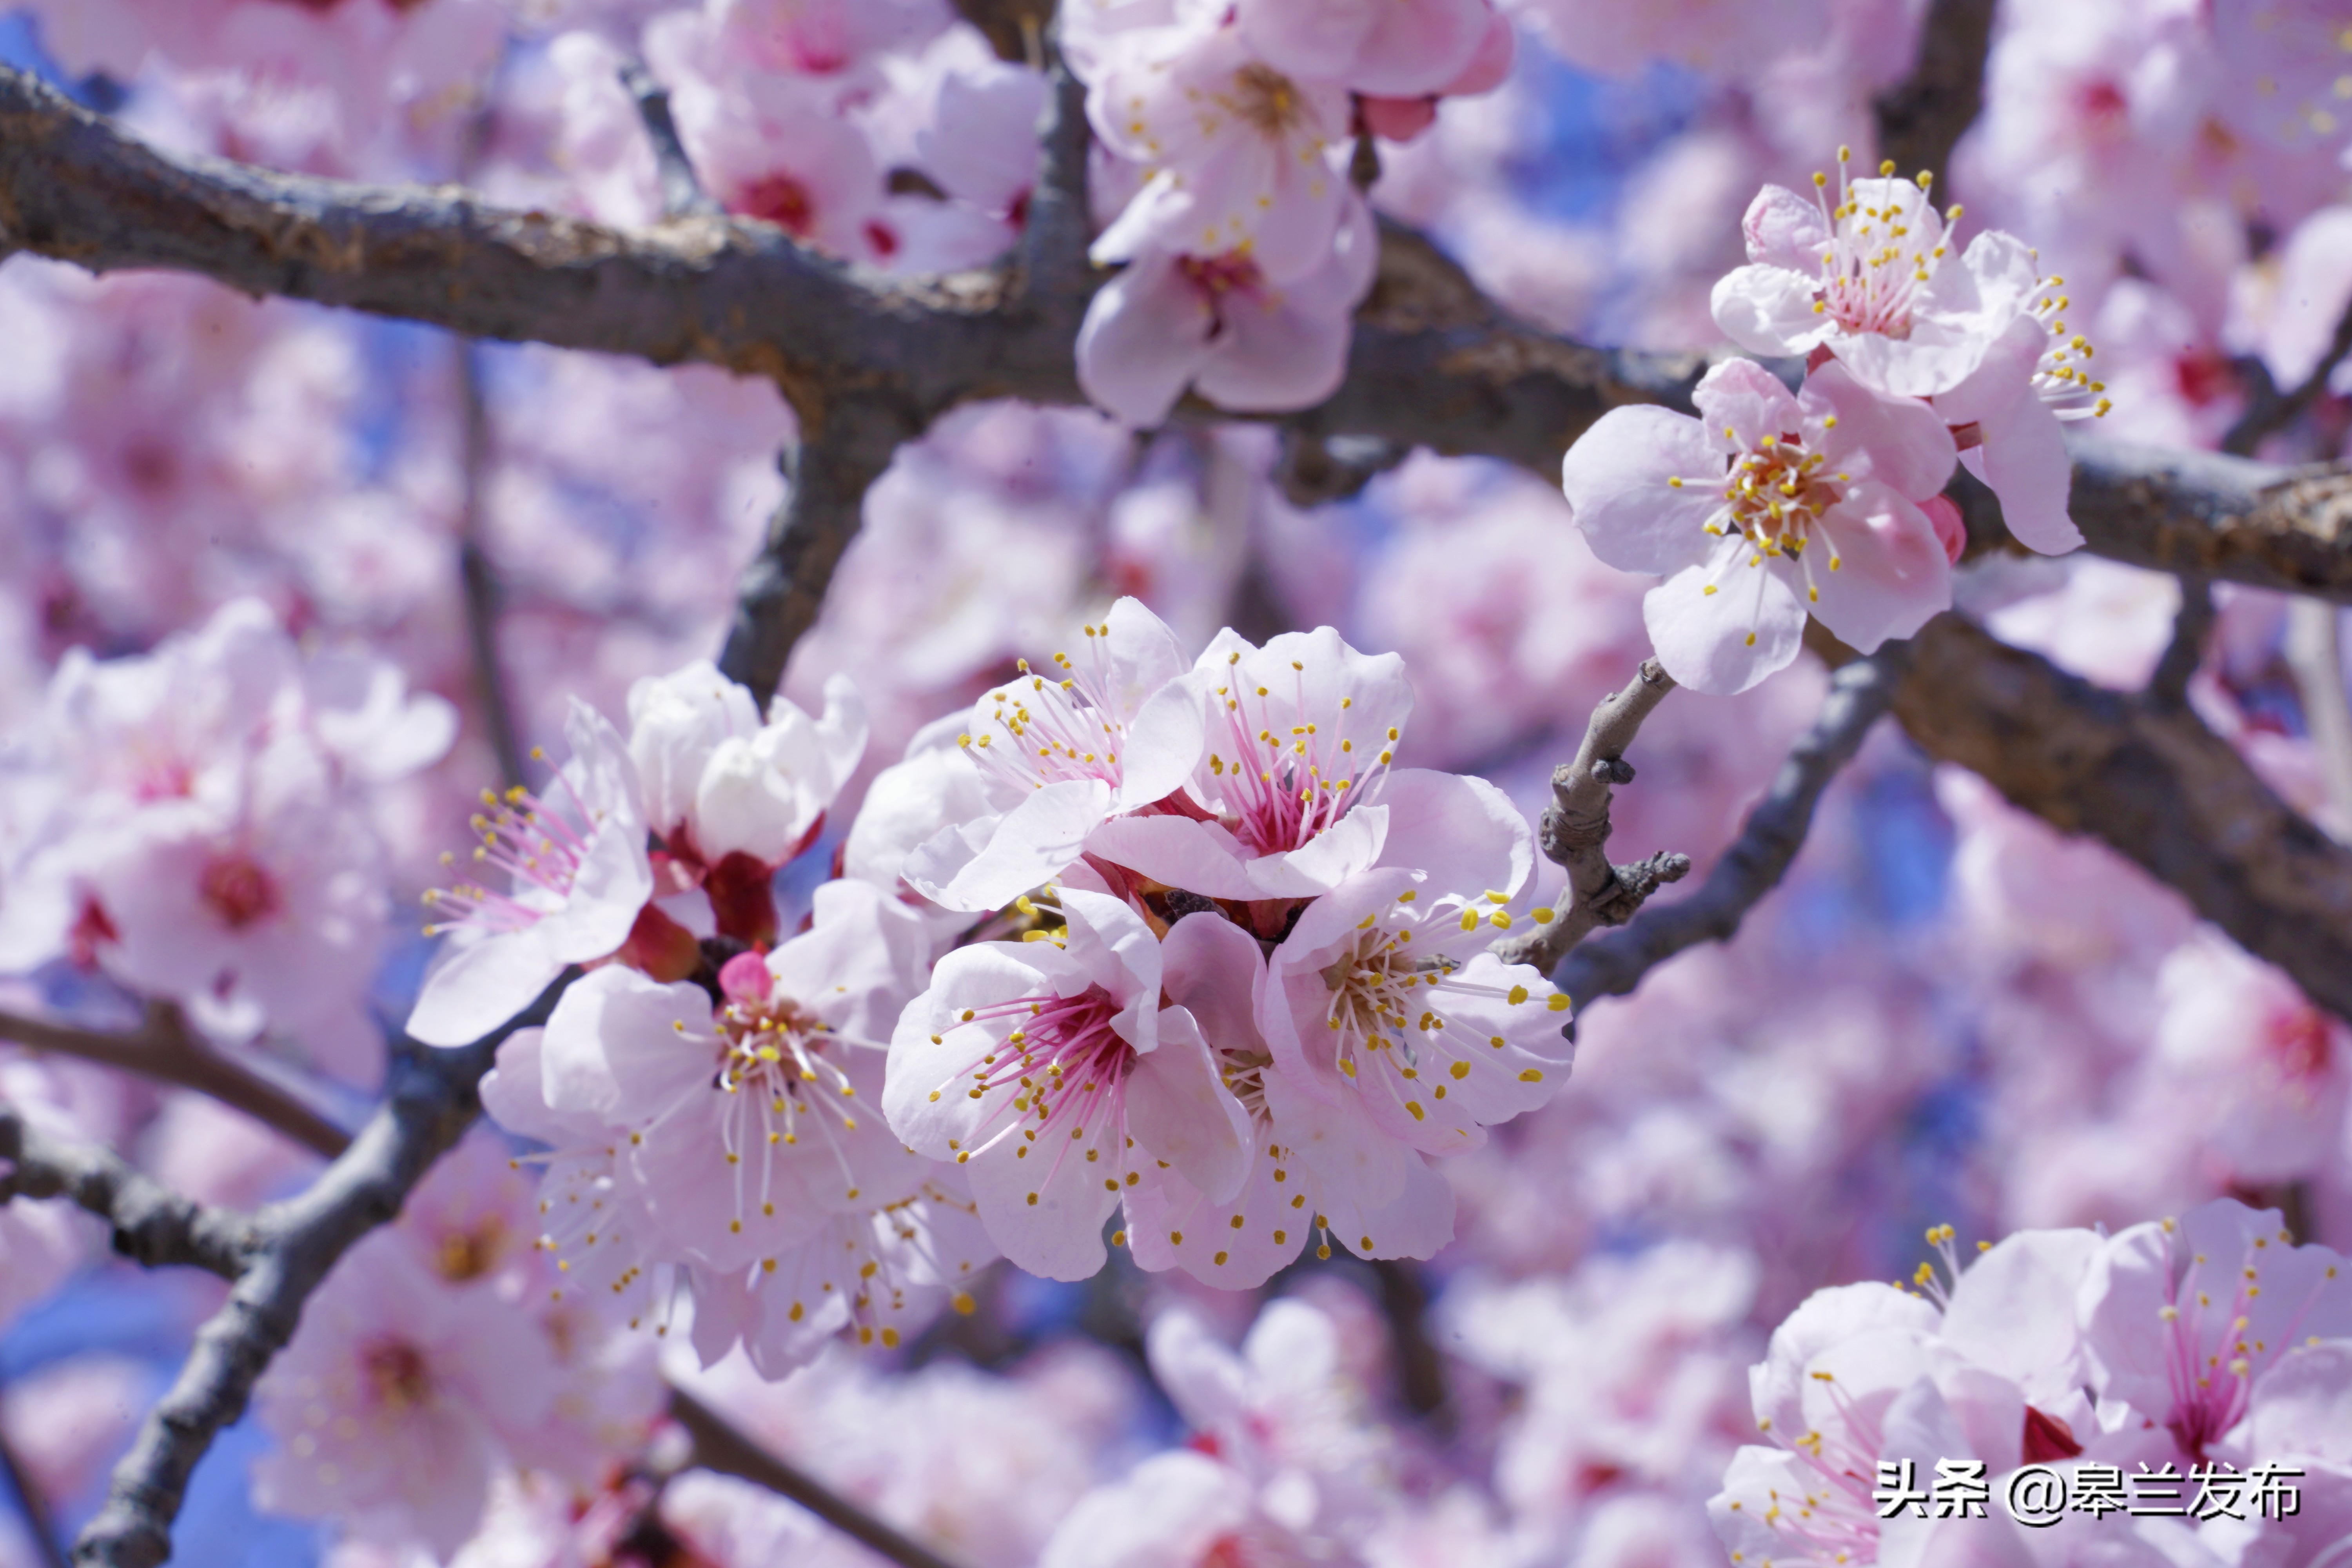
1125,911 -> 1455,1287
536,878 -> 927,1276
1561,357 -> 1957,693
904,597 -> 1204,913
1036,1451 -> 1311,1568
628,661 -> 866,941
684,1178 -> 996,1373
1259,864 -> 1570,1166
2078,1199 -> 2352,1467
1232,0 -> 1495,100
1446,1242 -> 1757,1528
251,1236 -> 561,1559
710,0 -> 948,82
409,699 -> 652,1047
1143,1299 -> 1388,1537
885,886 -> 1252,1280
1077,194 -> 1378,429
2209,1340 -> 2352,1568
1712,157 -> 2102,553
1085,622 -> 1528,907
2213,0 -> 2352,162
1083,15 -> 1352,283
2146,936 -> 2350,1187
648,13 -> 897,262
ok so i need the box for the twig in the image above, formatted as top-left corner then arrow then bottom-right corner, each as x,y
0,1384 -> 68,1568
0,1105 -> 255,1278
667,1387 -> 967,1568
2146,573 -> 2214,709
716,401 -> 910,706
1871,0 -> 1996,190
2285,599 -> 2352,839
69,981 -> 567,1568
1551,647 -> 1908,1008
456,341 -> 528,789
2221,297 -> 2352,459
618,59 -> 721,222
1489,661 -> 1686,974
0,1003 -> 348,1162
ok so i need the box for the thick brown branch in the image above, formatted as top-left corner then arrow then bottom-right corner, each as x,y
1893,614 -> 2352,1023
1550,647 -> 1909,1007
1490,661 -> 1686,973
0,65 -> 1029,423
0,1003 -> 348,1161
0,1105 -> 256,1279
668,1387 -> 967,1568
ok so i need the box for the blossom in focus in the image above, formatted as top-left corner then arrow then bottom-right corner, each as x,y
1561,357 -> 1957,693
904,597 -> 1203,914
628,661 -> 866,945
885,886 -> 1251,1281
408,699 -> 652,1047
1712,153 -> 2104,553
1125,910 -> 1456,1285
2078,1200 -> 2352,1468
1086,621 -> 1525,911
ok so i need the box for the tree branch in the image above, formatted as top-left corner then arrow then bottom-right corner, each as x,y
1551,647 -> 1908,1007
667,1387 -> 967,1568
0,1002 -> 348,1161
0,1105 -> 254,1279
1891,613 -> 2352,1024
1490,661 -> 1687,974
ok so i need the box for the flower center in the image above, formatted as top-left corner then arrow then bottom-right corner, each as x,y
739,173 -> 816,238
434,1218 -> 508,1283
1179,251 -> 1266,302
199,852 -> 281,930
959,623 -> 1132,796
422,774 -> 603,939
1205,651 -> 1397,859
1314,895 -> 1561,1122
1806,151 -> 1949,341
1227,63 -> 1306,137
361,1340 -> 432,1412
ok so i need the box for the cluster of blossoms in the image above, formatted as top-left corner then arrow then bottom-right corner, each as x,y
405,599 -> 1575,1352
5,2 -> 2352,1568
0,599 -> 454,1082
1565,151 -> 2107,694
1711,1198 -> 2352,1568
1066,0 -> 1512,425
